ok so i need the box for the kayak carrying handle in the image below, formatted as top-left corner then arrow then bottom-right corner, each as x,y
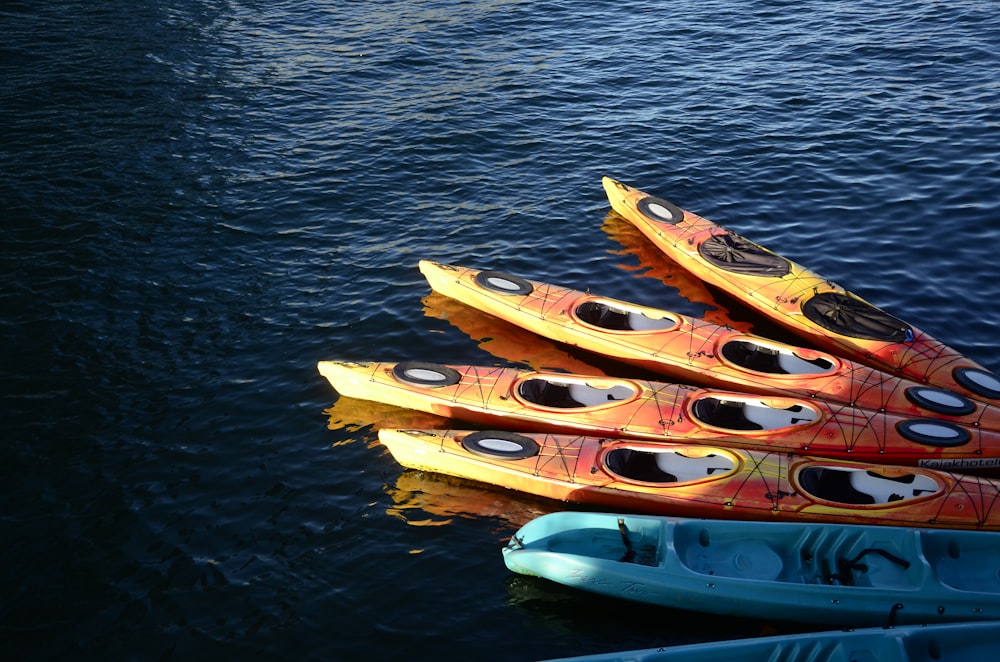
846,547 -> 911,571
827,548 -> 911,585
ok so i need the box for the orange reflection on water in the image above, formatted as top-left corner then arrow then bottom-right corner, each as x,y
322,376 -> 556,532
385,469 -> 555,531
421,292 -> 608,376
323,395 -> 451,441
601,210 -> 754,332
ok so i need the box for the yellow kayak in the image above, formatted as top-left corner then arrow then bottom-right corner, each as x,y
419,259 -> 1000,430
317,360 -> 1000,471
379,428 -> 1000,530
603,177 -> 1000,406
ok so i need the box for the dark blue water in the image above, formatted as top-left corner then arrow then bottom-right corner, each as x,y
3,1 -> 998,659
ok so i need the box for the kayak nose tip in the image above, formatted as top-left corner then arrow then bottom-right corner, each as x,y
601,176 -> 632,199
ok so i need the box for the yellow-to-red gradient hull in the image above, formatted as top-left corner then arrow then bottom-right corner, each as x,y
377,429 -> 1000,530
419,259 -> 1000,430
602,177 -> 1000,407
317,360 -> 1000,472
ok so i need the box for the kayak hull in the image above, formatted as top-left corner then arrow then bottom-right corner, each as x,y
419,259 -> 1000,431
504,511 -> 1000,625
379,429 -> 1000,530
602,177 -> 1000,406
318,360 -> 1000,470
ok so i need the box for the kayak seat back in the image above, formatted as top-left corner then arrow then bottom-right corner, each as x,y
742,400 -> 818,429
605,449 -> 737,484
567,383 -> 635,407
518,379 -> 584,408
848,470 -> 939,504
654,451 -> 735,483
693,397 -> 817,431
720,341 -> 784,373
691,398 -> 763,430
575,300 -> 677,332
575,301 -> 632,330
798,467 -> 939,505
776,351 -> 834,375
721,340 -> 834,375
604,448 -> 677,483
626,311 -> 675,331
518,378 -> 634,408
798,467 -> 877,505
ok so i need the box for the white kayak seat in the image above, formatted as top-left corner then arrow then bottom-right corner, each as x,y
742,400 -> 818,429
626,311 -> 675,331
692,398 -> 760,430
848,470 -> 939,504
655,451 -> 735,482
775,350 -> 833,375
567,383 -> 634,406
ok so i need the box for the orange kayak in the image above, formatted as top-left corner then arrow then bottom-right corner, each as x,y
420,259 -> 1000,430
602,177 -> 1000,406
377,429 -> 1000,530
317,360 -> 1000,472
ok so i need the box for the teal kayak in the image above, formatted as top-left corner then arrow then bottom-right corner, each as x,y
502,511 -> 1000,626
539,621 -> 1000,662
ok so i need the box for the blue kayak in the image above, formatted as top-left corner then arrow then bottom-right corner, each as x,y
539,621 -> 1000,662
502,511 -> 1000,626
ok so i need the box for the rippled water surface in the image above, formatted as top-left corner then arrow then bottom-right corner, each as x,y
3,1 -> 999,659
